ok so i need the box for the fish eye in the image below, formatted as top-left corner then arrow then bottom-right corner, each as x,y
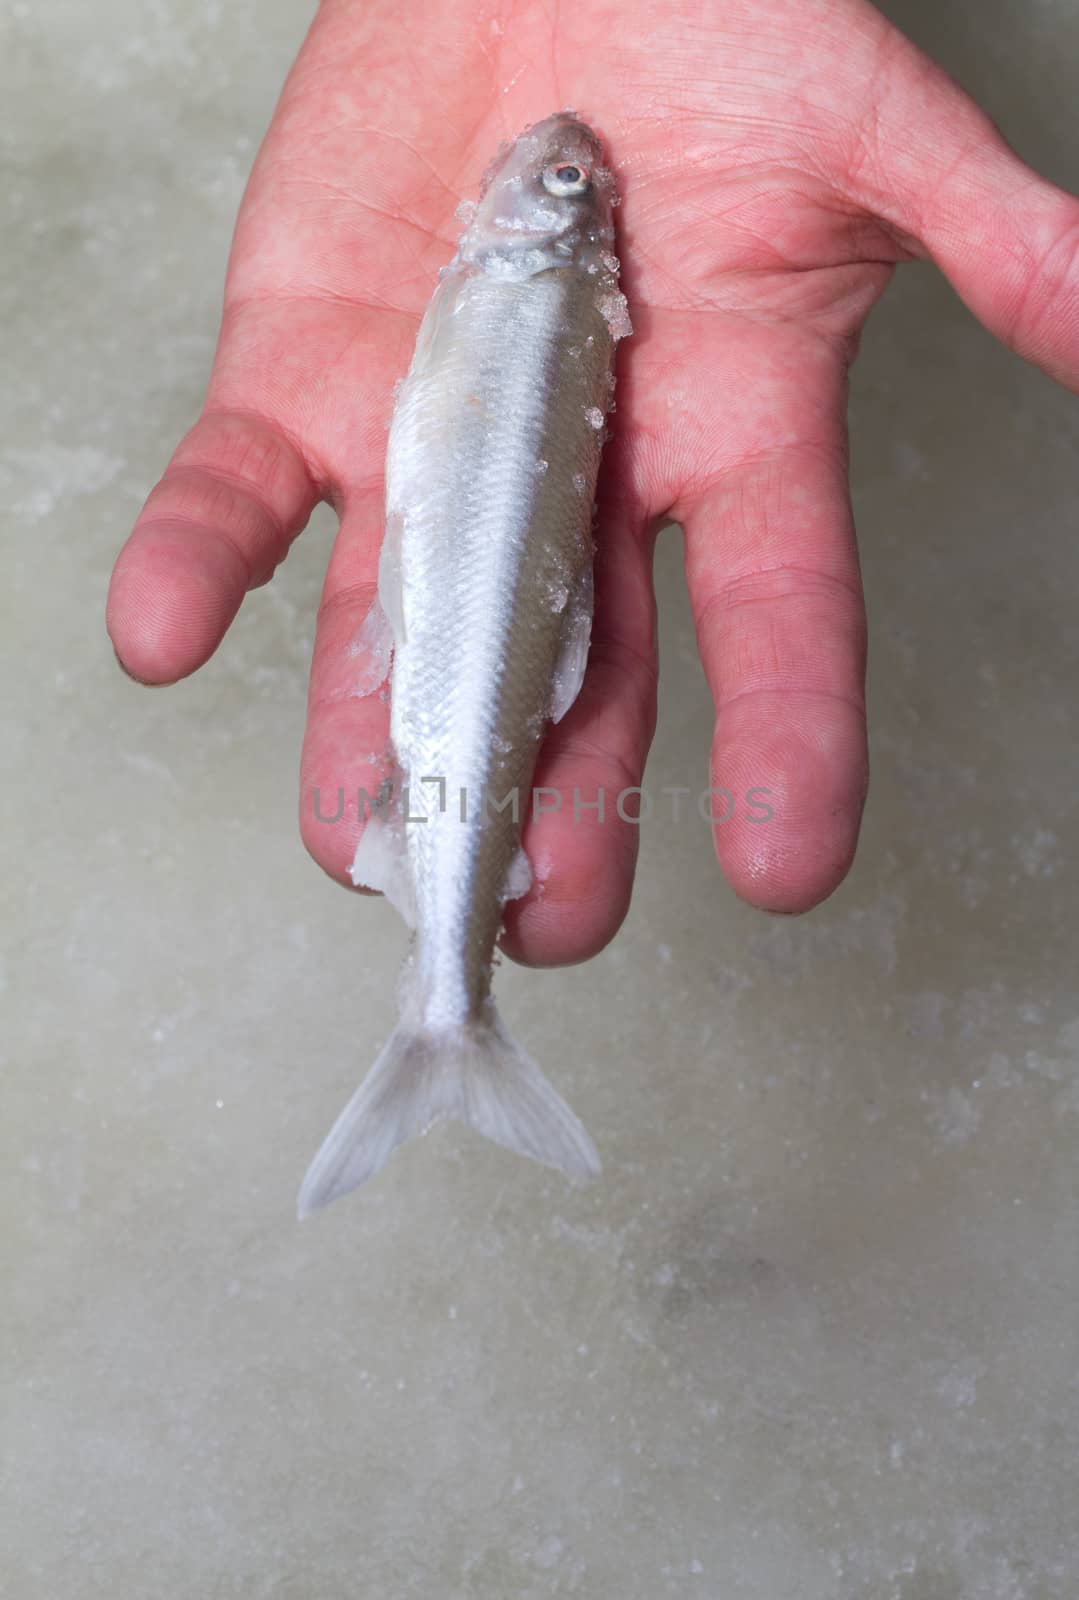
542,162 -> 591,197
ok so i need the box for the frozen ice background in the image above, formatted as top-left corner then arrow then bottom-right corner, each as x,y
3,1 -> 1079,1596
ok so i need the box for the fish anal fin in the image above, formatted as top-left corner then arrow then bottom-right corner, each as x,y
350,807 -> 414,926
549,557 -> 594,724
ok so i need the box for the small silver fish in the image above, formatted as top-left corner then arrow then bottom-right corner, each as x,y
298,112 -> 631,1216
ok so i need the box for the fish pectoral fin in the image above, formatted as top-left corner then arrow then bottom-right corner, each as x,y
548,557 -> 594,724
347,593 -> 394,697
349,807 -> 415,926
500,845 -> 533,905
377,510 -> 407,646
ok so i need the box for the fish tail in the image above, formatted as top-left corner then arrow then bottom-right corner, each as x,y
297,1004 -> 600,1218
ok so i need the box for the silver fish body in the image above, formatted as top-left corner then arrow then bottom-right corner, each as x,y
299,113 -> 630,1215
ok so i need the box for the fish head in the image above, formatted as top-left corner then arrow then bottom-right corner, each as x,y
456,112 -> 616,278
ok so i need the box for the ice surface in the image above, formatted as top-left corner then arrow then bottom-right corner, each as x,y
8,6 -> 1079,1599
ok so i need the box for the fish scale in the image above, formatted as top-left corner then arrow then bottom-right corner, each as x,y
396,273 -> 603,1022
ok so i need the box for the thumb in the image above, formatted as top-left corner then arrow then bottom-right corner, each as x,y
847,30 -> 1079,388
107,407 -> 318,686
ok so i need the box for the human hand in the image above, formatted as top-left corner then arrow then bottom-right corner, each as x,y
106,0 -> 1079,966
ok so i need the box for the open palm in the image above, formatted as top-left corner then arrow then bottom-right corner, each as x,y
107,0 -> 1079,966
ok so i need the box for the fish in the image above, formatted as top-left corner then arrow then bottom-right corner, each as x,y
298,111 -> 632,1217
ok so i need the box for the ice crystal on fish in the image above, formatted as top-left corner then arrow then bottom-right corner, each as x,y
597,290 -> 632,340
